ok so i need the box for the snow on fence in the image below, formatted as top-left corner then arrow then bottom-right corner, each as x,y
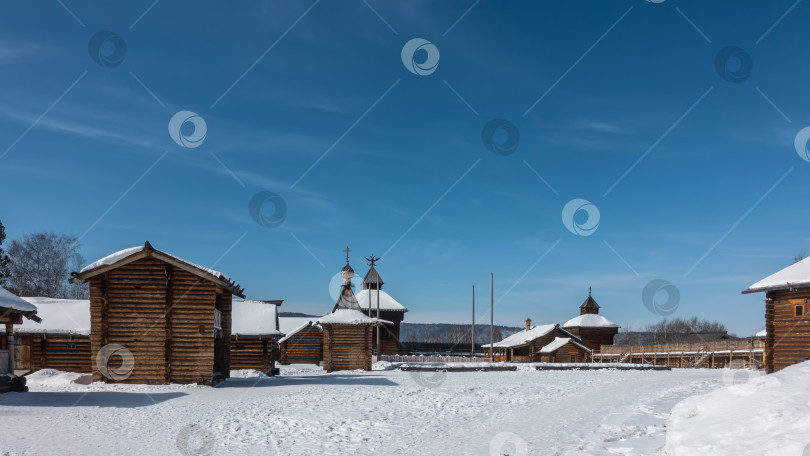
379,354 -> 492,363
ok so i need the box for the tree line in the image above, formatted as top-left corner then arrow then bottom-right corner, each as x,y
0,219 -> 88,299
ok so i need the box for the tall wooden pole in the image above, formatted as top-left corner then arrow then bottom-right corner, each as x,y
471,285 -> 475,359
376,284 -> 381,357
490,273 -> 494,362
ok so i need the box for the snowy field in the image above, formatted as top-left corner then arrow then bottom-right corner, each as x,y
0,364 -> 730,455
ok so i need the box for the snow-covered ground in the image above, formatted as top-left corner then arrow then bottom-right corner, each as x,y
666,361 -> 810,456
0,365 -> 725,455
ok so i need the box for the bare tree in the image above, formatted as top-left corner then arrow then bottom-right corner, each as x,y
449,324 -> 469,345
6,232 -> 88,299
646,317 -> 727,343
794,251 -> 807,263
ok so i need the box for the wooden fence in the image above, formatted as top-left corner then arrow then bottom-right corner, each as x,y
379,354 -> 492,363
594,339 -> 764,368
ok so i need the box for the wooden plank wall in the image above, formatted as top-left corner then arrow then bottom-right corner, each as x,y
568,327 -> 618,351
322,324 -> 372,372
279,325 -> 323,365
15,334 -> 92,372
230,337 -> 275,373
213,292 -> 232,378
767,290 -> 810,373
89,257 -> 221,384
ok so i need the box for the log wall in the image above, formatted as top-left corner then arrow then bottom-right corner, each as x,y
767,290 -> 810,373
231,336 -> 277,374
88,257 -> 228,384
565,327 -> 618,351
322,324 -> 373,372
15,334 -> 92,373
279,325 -> 323,365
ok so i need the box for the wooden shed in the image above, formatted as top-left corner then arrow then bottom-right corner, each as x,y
356,261 -> 408,355
537,337 -> 592,363
317,261 -> 388,372
743,257 -> 810,373
562,289 -> 620,351
0,287 -> 41,381
70,241 -> 244,385
482,320 -> 580,362
278,318 -> 323,365
230,299 -> 284,375
9,297 -> 91,373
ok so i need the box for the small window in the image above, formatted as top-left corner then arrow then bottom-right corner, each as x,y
796,305 -> 805,317
67,343 -> 76,350
569,354 -> 577,363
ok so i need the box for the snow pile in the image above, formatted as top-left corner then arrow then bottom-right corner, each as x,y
355,289 -> 408,312
563,313 -> 620,328
231,299 -> 282,336
666,361 -> 810,455
744,255 -> 810,292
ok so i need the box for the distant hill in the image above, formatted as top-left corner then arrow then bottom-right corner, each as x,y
400,323 -> 523,344
278,312 -> 319,318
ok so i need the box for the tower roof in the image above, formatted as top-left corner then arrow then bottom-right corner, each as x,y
580,287 -> 600,310
332,284 -> 361,312
362,265 -> 384,289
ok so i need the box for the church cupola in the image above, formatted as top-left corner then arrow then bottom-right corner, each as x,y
580,287 -> 600,315
333,247 -> 362,312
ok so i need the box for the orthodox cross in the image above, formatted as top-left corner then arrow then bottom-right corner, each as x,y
344,246 -> 351,264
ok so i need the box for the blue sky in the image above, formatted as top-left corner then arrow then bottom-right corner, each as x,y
1,0 -> 809,335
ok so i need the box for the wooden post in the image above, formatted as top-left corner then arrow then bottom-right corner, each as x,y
490,273 -> 494,363
164,266 -> 174,383
471,285 -> 475,359
5,322 -> 13,374
376,287 -> 380,358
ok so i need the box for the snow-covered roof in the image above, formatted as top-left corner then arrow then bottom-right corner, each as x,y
278,318 -> 321,343
743,256 -> 810,293
317,308 -> 391,326
0,287 -> 38,314
538,337 -> 592,354
755,329 -> 767,338
355,289 -> 408,312
279,317 -> 318,335
231,299 -> 283,337
563,314 -> 620,328
481,324 -> 558,349
12,297 -> 89,334
75,242 -> 244,298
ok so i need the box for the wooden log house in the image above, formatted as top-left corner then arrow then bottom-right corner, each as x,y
0,287 -> 41,381
230,299 -> 284,375
278,318 -> 323,365
8,297 -> 92,373
562,289 -> 620,351
743,257 -> 810,373
355,257 -> 408,355
537,337 -> 592,363
482,319 -> 582,362
70,241 -> 244,385
318,258 -> 389,372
